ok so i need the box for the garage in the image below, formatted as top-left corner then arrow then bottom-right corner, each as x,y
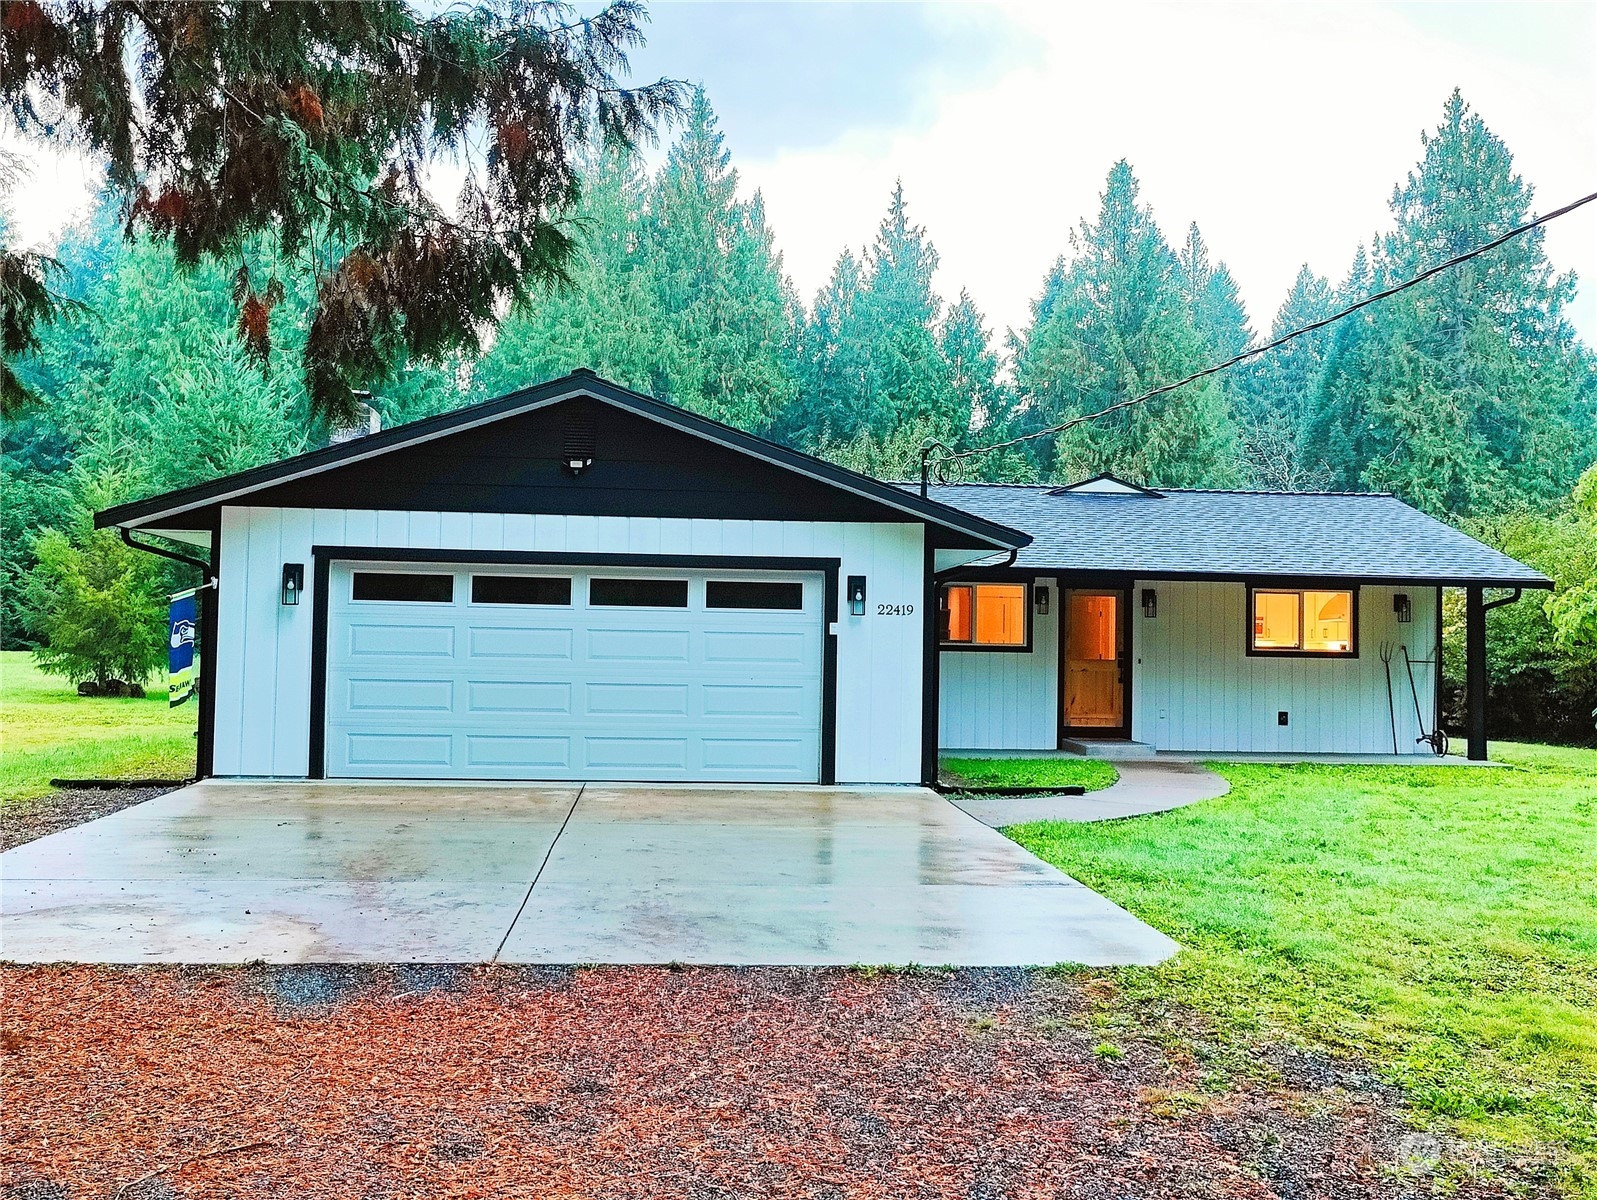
322,560 -> 828,782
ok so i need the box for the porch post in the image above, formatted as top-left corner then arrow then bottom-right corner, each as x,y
921,539 -> 941,787
1466,585 -> 1487,761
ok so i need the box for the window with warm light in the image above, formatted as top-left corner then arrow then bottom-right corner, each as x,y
941,583 -> 1029,649
1250,588 -> 1355,655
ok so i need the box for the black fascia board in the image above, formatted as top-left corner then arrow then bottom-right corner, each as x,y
94,371 -> 1029,552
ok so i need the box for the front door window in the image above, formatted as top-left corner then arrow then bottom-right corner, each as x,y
1063,590 -> 1124,731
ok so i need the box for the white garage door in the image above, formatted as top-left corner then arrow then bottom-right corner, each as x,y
323,562 -> 825,781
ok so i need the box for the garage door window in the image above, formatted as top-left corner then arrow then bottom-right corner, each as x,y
351,572 -> 454,603
471,575 -> 571,606
706,580 -> 804,610
589,578 -> 689,607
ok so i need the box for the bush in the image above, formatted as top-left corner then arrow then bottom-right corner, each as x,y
25,521 -> 168,691
1443,466 -> 1597,745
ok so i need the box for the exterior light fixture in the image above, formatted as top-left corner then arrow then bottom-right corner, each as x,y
281,563 -> 304,606
1394,593 -> 1412,624
847,575 -> 867,617
1141,588 -> 1157,619
1035,585 -> 1050,615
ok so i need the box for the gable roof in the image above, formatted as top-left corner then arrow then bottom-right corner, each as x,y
913,483 -> 1550,587
95,371 -> 1029,552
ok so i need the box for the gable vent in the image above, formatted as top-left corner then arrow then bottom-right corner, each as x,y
561,407 -> 596,477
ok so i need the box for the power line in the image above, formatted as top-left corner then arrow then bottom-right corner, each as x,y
922,186 -> 1597,487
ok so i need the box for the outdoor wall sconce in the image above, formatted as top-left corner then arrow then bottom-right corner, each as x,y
1141,588 -> 1157,619
847,575 -> 867,617
281,563 -> 304,606
1035,585 -> 1050,615
1394,593 -> 1412,624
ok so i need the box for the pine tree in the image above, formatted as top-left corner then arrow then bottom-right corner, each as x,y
1239,264 -> 1336,488
1011,161 -> 1240,487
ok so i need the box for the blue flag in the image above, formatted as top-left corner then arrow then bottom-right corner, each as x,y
168,589 -> 197,708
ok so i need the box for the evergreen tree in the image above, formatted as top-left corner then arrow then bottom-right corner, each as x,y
1011,161 -> 1240,486
641,89 -> 797,430
1308,92 -> 1594,514
1176,223 -> 1253,363
1239,264 -> 1336,488
941,290 -> 1005,436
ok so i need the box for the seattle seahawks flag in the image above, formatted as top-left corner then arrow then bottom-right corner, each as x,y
168,588 -> 197,708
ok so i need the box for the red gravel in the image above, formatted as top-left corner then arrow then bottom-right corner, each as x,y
0,965 -> 1533,1199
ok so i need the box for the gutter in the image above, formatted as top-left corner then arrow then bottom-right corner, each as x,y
119,528 -> 215,587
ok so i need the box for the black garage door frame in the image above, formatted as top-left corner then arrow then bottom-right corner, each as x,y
308,546 -> 842,783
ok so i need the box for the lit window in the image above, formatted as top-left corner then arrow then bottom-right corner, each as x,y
941,583 -> 1028,648
1250,588 -> 1355,655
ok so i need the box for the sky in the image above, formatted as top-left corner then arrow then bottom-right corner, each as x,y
6,0 -> 1595,347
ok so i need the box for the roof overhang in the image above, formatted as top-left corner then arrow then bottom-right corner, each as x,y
96,371 -> 1030,553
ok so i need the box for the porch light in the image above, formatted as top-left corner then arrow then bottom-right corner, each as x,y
1141,588 -> 1157,619
847,575 -> 867,617
281,563 -> 304,606
1394,593 -> 1412,624
1035,585 -> 1049,615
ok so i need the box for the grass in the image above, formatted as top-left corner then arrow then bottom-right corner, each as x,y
0,650 -> 197,807
941,756 -> 1118,792
1009,743 -> 1597,1194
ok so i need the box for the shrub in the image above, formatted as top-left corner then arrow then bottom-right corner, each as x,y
26,522 -> 168,691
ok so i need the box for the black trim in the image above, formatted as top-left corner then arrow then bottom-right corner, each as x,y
1047,472 -> 1165,497
1244,584 -> 1360,659
937,580 -> 1035,652
1466,585 -> 1486,761
921,537 -> 939,787
94,371 -> 1028,553
1059,586 -> 1133,742
307,548 -> 841,785
956,566 -> 1551,589
197,511 -> 219,779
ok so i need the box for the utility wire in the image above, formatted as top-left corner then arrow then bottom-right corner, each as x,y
924,187 -> 1597,481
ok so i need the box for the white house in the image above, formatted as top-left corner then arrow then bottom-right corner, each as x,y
97,372 -> 1549,784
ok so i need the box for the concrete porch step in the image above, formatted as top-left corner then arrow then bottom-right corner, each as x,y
1059,738 -> 1159,760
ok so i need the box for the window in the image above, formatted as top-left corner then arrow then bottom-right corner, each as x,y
351,572 -> 453,603
941,582 -> 1029,648
589,577 -> 689,607
471,576 -> 571,606
1250,588 -> 1356,655
706,580 -> 803,610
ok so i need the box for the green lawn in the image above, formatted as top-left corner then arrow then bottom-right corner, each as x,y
941,756 -> 1118,791
0,650 -> 198,806
1010,744 -> 1597,1194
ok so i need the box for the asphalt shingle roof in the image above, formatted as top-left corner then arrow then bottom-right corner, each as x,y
912,484 -> 1550,586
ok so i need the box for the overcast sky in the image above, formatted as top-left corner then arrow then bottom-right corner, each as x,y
7,1 -> 1595,346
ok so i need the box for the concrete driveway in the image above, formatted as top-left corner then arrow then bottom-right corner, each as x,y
1,782 -> 1175,966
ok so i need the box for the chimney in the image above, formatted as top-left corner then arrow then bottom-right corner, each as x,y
329,391 -> 381,445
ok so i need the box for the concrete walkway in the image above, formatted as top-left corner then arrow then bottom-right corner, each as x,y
1,781 -> 1177,967
950,761 -> 1230,828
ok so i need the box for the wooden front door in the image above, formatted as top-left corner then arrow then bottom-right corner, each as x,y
1062,590 -> 1127,736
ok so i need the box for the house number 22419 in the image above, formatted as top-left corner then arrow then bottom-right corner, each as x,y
877,602 -> 915,616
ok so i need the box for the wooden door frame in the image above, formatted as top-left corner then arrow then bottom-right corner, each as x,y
1058,584 -> 1133,742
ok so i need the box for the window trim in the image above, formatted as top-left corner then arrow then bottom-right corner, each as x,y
1245,584 -> 1360,658
939,581 -> 1034,653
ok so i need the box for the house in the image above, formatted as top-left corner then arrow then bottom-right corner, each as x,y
97,371 -> 1550,786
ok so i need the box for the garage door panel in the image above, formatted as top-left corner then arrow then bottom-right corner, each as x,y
348,622 -> 455,657
327,564 -> 824,782
346,678 -> 454,712
585,682 -> 690,716
586,627 -> 692,663
702,629 -> 811,665
468,626 -> 573,660
701,683 -> 811,718
584,737 -> 689,770
467,680 -> 572,714
344,732 -> 454,769
465,735 -> 571,769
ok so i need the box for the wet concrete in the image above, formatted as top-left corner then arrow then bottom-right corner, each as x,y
1,781 -> 1176,966
951,761 -> 1232,827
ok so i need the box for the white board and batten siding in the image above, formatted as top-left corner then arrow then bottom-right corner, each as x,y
938,577 -> 1059,751
1131,581 -> 1439,755
937,578 -> 1438,756
212,507 -> 927,784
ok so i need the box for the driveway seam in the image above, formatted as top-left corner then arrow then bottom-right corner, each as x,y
491,782 -> 586,962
